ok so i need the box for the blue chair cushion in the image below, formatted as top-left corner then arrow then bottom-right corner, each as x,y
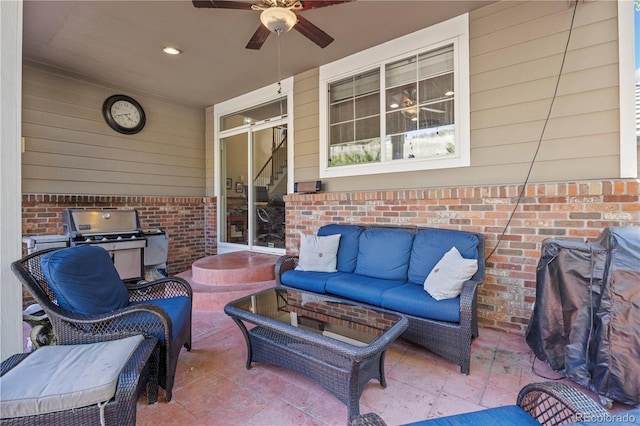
402,405 -> 540,425
408,229 -> 479,285
325,273 -> 405,306
40,246 -> 130,316
318,224 -> 363,273
354,227 -> 414,281
130,296 -> 191,343
381,284 -> 461,323
281,270 -> 344,293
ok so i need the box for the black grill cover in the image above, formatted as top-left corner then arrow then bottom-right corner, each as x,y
526,226 -> 640,405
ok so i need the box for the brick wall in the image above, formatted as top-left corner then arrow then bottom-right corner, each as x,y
283,179 -> 640,335
21,194 -> 218,307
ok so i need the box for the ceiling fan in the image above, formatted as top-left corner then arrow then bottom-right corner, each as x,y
192,1 -> 352,50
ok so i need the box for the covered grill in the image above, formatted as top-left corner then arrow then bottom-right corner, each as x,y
62,208 -> 146,281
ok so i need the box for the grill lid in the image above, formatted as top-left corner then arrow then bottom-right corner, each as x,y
63,208 -> 143,238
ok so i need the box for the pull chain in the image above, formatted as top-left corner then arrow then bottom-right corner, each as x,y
276,29 -> 284,118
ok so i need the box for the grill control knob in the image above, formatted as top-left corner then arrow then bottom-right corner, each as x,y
85,238 -> 91,242
101,237 -> 108,241
117,236 -> 123,240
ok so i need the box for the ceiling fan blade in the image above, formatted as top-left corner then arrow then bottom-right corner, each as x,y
294,15 -> 334,48
192,0 -> 254,9
246,24 -> 272,50
297,1 -> 352,12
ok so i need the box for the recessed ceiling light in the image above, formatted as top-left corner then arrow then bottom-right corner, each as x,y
163,46 -> 182,55
390,103 -> 399,109
445,91 -> 454,96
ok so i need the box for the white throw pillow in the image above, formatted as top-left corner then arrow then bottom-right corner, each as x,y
424,247 -> 478,300
295,233 -> 341,272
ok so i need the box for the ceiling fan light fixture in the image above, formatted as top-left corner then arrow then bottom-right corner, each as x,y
260,7 -> 297,33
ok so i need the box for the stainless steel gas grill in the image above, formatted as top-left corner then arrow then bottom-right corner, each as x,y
62,208 -> 146,281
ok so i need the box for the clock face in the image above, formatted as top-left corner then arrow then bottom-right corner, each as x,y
110,100 -> 141,129
102,95 -> 146,134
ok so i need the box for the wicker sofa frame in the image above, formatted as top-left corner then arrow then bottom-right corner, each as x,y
275,225 -> 485,375
11,248 -> 192,401
0,337 -> 158,426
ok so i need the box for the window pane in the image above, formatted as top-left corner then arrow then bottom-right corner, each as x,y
355,116 -> 380,140
418,99 -> 454,130
330,122 -> 354,145
419,73 -> 453,103
329,139 -> 381,166
418,45 -> 453,79
384,124 -> 455,161
386,83 -> 417,112
386,109 -> 417,135
330,78 -> 354,103
330,99 -> 354,123
355,92 -> 379,119
221,98 -> 286,130
328,69 -> 380,167
354,71 -> 380,96
386,57 -> 416,87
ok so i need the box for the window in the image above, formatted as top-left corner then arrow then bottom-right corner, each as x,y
319,14 -> 469,178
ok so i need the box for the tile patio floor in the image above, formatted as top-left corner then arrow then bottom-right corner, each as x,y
133,307 -> 617,426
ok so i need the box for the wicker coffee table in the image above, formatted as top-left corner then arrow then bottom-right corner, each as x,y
224,287 -> 408,420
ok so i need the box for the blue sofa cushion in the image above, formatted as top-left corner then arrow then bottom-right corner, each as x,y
281,269 -> 344,294
402,405 -> 540,426
318,224 -> 363,273
40,246 -> 130,316
381,284 -> 461,323
354,227 -> 414,281
130,296 -> 191,343
325,274 -> 405,306
408,229 -> 480,285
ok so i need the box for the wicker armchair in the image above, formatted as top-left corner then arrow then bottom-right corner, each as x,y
11,247 -> 192,401
350,382 -> 615,426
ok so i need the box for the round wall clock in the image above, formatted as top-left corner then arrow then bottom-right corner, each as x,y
102,94 -> 146,135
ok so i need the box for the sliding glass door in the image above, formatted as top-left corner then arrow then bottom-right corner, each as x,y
218,98 -> 288,253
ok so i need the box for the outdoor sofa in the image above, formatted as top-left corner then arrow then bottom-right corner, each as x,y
276,224 -> 485,374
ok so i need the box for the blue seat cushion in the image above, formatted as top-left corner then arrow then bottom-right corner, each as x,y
402,405 -> 540,425
318,224 -> 363,273
381,284 -> 461,323
408,229 -> 479,285
354,227 -> 414,281
325,274 -> 405,306
130,296 -> 190,343
40,246 -> 130,316
281,270 -> 345,293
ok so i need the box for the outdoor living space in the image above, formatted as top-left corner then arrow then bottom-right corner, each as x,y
129,306 -> 617,425
3,1 -> 640,425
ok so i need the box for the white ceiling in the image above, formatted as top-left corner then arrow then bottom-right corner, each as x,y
22,0 -> 494,108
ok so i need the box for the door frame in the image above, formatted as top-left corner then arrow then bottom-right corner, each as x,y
213,78 -> 294,255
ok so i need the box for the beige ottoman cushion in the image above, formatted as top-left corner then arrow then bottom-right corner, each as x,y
0,335 -> 143,419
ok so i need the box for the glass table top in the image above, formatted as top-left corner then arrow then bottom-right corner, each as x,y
227,288 -> 404,347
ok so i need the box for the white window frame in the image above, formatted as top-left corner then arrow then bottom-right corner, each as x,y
618,0 -> 637,178
319,14 -> 470,178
